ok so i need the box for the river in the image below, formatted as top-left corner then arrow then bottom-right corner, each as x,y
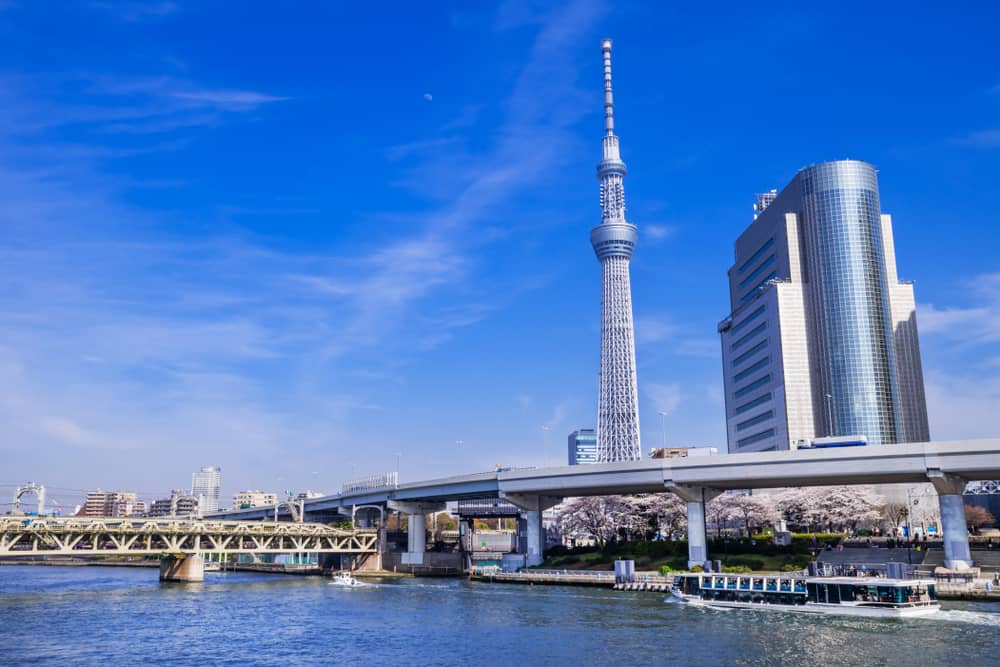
1,566 -> 998,666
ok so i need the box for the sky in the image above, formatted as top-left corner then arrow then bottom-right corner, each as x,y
1,1 -> 998,510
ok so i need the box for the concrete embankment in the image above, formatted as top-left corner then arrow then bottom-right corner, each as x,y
470,570 -> 617,587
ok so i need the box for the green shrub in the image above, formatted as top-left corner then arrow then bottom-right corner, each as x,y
690,565 -> 704,572
790,533 -> 843,546
723,557 -> 764,570
722,565 -> 753,574
659,565 -> 672,576
781,563 -> 805,572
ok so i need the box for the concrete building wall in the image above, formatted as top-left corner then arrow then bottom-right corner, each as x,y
880,214 -> 931,443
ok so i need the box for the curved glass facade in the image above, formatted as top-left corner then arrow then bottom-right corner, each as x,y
799,161 -> 899,445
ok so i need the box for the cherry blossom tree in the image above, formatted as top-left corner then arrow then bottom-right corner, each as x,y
715,493 -> 779,537
965,504 -> 997,529
773,486 -> 882,532
556,496 -> 632,547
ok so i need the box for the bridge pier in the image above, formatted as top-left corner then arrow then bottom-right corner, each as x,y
159,554 -> 204,582
387,501 -> 444,566
501,493 -> 561,567
665,482 -> 722,570
928,471 -> 973,569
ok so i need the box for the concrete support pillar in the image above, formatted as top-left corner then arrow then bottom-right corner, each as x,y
928,471 -> 973,569
524,510 -> 544,567
159,554 -> 204,582
387,500 -> 444,567
686,500 -> 708,569
500,493 -> 561,568
408,513 -> 426,554
665,482 -> 722,570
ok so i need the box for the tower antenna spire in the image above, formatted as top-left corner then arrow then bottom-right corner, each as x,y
602,38 -> 615,136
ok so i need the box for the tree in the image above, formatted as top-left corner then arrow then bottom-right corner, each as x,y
774,488 -> 823,531
814,487 -> 882,533
965,504 -> 997,529
881,502 -> 909,533
649,493 -> 687,539
556,496 -> 632,547
713,493 -> 778,537
706,495 -> 730,537
773,486 -> 882,533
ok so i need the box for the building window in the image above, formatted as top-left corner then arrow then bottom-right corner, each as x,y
737,428 -> 776,447
733,357 -> 769,382
736,410 -> 774,432
734,374 -> 771,399
731,305 -> 766,334
738,255 -> 776,289
738,238 -> 775,274
731,322 -> 767,350
734,393 -> 772,415
732,339 -> 768,367
739,271 -> 778,303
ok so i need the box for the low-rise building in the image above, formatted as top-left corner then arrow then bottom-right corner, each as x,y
233,490 -> 277,509
81,490 -> 145,517
148,489 -> 199,518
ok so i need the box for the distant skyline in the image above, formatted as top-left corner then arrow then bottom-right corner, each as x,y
1,1 -> 998,508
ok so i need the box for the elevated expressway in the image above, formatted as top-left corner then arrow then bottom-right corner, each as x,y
210,439 -> 1000,570
0,517 -> 377,581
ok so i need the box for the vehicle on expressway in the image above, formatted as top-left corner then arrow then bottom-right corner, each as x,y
794,435 -> 869,450
670,574 -> 940,618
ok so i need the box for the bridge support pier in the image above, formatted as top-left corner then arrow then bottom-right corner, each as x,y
159,554 -> 204,582
387,501 -> 444,566
928,471 -> 973,570
501,493 -> 561,567
665,482 -> 722,570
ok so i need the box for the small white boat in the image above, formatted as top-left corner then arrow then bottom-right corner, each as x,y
329,571 -> 366,587
670,573 -> 940,618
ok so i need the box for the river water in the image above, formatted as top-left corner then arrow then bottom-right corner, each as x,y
1,566 -> 998,666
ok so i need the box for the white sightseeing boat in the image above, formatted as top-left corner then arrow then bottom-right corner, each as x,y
670,573 -> 940,618
329,571 -> 367,588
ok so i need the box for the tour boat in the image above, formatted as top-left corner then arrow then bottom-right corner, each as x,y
329,571 -> 366,587
670,573 -> 940,618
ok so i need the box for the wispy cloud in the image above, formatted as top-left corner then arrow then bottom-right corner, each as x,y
644,224 -> 678,241
635,315 -> 716,357
645,382 -> 683,416
3,74 -> 287,136
919,273 -> 1000,344
90,1 -> 178,22
953,129 -> 1000,148
635,316 -> 680,344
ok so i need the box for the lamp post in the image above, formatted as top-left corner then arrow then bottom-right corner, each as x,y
658,410 -> 668,448
824,393 -> 835,437
394,452 -> 402,485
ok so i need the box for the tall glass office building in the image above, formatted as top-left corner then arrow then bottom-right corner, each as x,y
567,429 -> 598,465
717,160 -> 929,453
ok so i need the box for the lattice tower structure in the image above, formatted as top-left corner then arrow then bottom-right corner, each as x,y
590,39 -> 641,462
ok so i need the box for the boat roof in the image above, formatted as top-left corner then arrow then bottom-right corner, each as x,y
680,573 -> 934,586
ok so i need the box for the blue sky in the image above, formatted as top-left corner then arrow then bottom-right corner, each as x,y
1,1 -> 998,508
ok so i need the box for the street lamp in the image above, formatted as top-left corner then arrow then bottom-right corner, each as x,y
394,452 -> 402,484
658,410 -> 668,448
824,393 -> 835,436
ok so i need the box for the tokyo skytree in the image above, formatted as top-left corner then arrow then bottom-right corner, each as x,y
591,39 -> 641,462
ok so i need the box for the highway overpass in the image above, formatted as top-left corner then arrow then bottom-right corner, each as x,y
210,438 -> 1000,570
